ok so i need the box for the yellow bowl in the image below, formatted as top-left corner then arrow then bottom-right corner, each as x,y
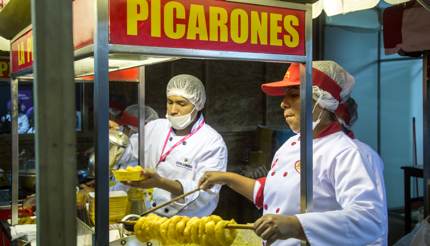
113,166 -> 145,181
113,170 -> 143,181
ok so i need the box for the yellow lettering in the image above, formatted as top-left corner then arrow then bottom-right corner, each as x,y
209,7 -> 228,42
26,36 -> 33,63
283,15 -> 299,48
230,9 -> 248,44
127,0 -> 149,36
270,13 -> 282,46
18,42 -> 25,66
0,62 -> 8,77
151,0 -> 161,37
187,4 -> 208,41
164,1 -> 186,39
250,11 -> 267,45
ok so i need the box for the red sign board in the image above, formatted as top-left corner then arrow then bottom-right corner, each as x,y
0,58 -> 9,79
110,0 -> 306,56
11,28 -> 33,74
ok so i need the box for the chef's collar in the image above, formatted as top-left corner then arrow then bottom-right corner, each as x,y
315,121 -> 343,139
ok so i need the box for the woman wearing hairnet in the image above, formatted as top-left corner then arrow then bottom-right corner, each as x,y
199,61 -> 387,245
114,104 -> 159,136
121,74 -> 227,217
336,97 -> 388,245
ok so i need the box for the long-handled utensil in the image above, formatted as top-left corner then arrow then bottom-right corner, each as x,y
119,221 -> 254,230
139,187 -> 201,216
224,223 -> 254,230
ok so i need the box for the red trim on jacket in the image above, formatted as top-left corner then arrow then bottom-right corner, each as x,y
315,122 -> 343,139
254,177 -> 266,209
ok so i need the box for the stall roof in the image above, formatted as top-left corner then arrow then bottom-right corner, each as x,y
0,0 -> 30,40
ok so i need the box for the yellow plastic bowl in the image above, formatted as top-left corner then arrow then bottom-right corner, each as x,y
113,166 -> 145,181
113,170 -> 143,181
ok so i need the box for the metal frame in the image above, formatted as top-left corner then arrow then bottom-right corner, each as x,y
94,0 -> 110,244
8,0 -> 314,244
138,66 -> 146,167
109,45 -> 307,63
423,51 -> 430,216
300,3 -> 313,214
92,0 -> 313,243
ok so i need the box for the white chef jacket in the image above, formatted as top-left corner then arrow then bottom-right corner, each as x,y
253,123 -> 387,246
114,114 -> 227,217
353,139 -> 388,246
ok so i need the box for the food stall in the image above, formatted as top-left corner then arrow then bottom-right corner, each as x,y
8,0 -> 315,244
383,1 -> 430,231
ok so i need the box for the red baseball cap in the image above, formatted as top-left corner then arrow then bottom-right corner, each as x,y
117,111 -> 138,128
261,62 -> 342,102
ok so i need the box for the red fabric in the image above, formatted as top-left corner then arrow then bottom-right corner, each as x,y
261,63 -> 342,101
335,102 -> 351,126
315,122 -> 343,139
346,130 -> 355,139
383,4 -> 404,51
383,2 -> 430,55
254,177 -> 266,209
117,111 -> 138,127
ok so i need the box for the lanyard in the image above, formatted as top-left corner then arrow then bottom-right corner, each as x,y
157,119 -> 205,165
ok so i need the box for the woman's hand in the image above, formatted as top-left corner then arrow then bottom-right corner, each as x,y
254,214 -> 306,244
198,171 -> 228,190
123,169 -> 163,189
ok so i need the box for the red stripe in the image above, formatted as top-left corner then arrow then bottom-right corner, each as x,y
254,177 -> 266,209
312,67 -> 342,102
335,102 -> 351,125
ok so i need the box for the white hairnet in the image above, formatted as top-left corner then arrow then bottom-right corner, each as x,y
145,106 -> 159,123
166,74 -> 206,111
312,61 -> 355,112
121,104 -> 159,126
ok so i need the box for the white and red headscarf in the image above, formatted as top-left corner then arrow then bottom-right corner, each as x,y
261,60 -> 355,112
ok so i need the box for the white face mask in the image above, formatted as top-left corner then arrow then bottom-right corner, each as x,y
166,108 -> 197,130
